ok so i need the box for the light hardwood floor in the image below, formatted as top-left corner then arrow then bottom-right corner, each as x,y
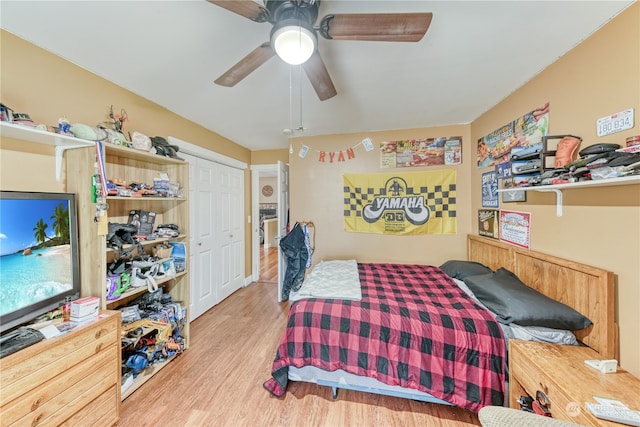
259,246 -> 278,283
116,249 -> 481,427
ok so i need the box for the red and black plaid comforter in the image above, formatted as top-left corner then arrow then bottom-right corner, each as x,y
263,263 -> 506,412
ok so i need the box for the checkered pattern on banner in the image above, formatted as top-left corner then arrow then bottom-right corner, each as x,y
263,263 -> 506,412
343,184 -> 457,218
343,170 -> 457,235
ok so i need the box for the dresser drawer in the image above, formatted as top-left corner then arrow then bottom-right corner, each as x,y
60,385 -> 119,427
512,362 -> 598,425
0,319 -> 118,405
0,312 -> 121,427
1,344 -> 118,426
509,340 -> 640,427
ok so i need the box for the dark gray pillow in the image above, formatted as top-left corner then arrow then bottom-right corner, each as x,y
462,268 -> 592,330
439,260 -> 493,280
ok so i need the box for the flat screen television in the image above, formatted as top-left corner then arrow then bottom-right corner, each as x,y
0,191 -> 81,333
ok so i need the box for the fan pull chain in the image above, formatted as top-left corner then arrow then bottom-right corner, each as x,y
297,63 -> 304,132
289,65 -> 294,134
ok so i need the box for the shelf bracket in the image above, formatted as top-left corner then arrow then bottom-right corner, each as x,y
55,145 -> 66,181
537,188 -> 564,216
54,143 -> 92,181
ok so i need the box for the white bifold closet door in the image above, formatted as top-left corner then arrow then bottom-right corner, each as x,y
186,153 -> 244,320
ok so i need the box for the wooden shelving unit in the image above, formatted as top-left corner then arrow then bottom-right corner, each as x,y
4,124 -> 192,401
69,143 -> 190,400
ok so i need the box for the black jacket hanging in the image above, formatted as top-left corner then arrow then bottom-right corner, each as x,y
279,223 -> 308,300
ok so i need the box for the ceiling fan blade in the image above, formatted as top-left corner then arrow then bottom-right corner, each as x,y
207,0 -> 268,22
214,43 -> 275,87
303,51 -> 337,101
321,13 -> 433,42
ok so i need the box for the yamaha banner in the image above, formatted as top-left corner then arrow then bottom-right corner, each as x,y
343,170 -> 457,235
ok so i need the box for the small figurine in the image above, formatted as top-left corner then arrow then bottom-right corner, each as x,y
105,105 -> 129,135
58,116 -> 72,134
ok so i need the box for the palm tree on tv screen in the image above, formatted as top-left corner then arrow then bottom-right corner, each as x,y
33,218 -> 48,245
50,203 -> 70,242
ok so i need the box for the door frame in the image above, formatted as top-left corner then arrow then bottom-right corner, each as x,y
250,164 -> 278,283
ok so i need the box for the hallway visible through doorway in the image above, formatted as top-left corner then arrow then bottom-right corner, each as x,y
259,246 -> 278,283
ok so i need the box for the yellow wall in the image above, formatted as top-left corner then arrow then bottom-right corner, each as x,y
0,29 -> 256,275
251,149 -> 289,165
289,5 -> 639,376
1,4 -> 639,377
290,125 -> 471,266
470,4 -> 639,376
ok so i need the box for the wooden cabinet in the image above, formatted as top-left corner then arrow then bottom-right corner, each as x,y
0,311 -> 121,427
66,141 -> 190,400
509,340 -> 640,426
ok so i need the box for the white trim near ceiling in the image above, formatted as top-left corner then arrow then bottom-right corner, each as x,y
168,136 -> 247,170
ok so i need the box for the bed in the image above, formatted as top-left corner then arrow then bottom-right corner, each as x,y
263,234 -> 616,412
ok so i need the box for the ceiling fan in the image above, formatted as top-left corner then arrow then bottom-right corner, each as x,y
208,0 -> 433,101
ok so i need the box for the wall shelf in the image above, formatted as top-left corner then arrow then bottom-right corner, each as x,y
1,122 -> 186,180
1,121 -> 94,180
104,142 -> 186,165
497,175 -> 640,216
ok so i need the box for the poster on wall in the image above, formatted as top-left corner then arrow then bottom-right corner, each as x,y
499,209 -> 531,249
482,170 -> 499,208
495,161 -> 511,179
380,137 -> 462,168
477,102 -> 549,169
343,170 -> 457,235
478,209 -> 499,239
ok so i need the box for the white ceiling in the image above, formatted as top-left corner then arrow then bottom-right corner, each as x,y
1,1 -> 634,151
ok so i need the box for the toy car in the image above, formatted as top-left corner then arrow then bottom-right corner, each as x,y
516,159 -> 541,173
511,143 -> 543,160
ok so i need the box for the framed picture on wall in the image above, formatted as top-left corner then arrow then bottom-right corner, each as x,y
501,177 -> 526,203
502,189 -> 526,203
502,189 -> 527,203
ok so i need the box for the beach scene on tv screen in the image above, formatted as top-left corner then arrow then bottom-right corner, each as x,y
0,198 -> 73,316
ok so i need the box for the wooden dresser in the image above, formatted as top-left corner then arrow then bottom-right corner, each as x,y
509,340 -> 640,426
0,311 -> 121,427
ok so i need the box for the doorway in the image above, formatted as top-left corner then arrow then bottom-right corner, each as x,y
251,163 -> 288,286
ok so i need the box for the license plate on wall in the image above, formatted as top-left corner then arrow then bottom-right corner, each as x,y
596,108 -> 634,137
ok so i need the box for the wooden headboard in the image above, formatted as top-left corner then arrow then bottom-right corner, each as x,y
467,235 -> 616,359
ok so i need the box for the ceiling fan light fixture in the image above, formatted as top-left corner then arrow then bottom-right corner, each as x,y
271,19 -> 316,65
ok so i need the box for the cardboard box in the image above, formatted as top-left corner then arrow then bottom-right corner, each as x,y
70,312 -> 99,324
71,296 -> 100,318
